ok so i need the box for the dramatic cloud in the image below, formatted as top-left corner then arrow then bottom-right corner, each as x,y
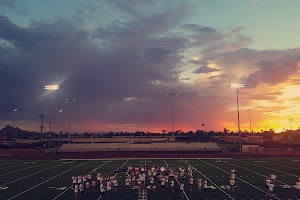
0,15 -> 54,50
245,50 -> 300,88
1,0 -> 300,133
193,66 -> 221,74
0,0 -> 28,15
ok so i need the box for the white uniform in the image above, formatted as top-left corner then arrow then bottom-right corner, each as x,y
107,182 -> 112,191
203,180 -> 208,190
170,180 -> 174,187
100,183 -> 105,193
230,173 -> 236,180
74,184 -> 79,193
296,181 -> 300,190
125,178 -> 130,186
180,183 -> 184,191
113,179 -> 118,187
270,174 -> 276,181
268,183 -> 274,191
78,176 -> 82,184
229,179 -> 235,186
79,183 -> 84,192
197,178 -> 202,189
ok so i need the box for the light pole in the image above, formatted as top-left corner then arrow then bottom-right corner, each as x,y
45,84 -> 59,149
138,116 -> 144,136
248,109 -> 252,134
58,108 -> 63,146
12,108 -> 17,141
166,90 -> 179,143
231,83 -> 244,153
39,114 -> 45,145
288,118 -> 294,130
65,98 -> 76,144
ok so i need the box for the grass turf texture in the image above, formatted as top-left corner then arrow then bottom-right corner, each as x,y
0,158 -> 299,200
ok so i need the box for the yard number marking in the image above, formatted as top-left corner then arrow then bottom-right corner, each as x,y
0,186 -> 8,190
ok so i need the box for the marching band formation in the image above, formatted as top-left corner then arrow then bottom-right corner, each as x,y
71,165 -> 300,199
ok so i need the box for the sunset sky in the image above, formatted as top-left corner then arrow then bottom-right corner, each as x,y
1,0 -> 300,133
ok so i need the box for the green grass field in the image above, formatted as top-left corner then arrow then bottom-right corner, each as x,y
0,158 -> 299,200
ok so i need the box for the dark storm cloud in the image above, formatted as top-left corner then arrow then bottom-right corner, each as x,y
104,0 -> 155,16
182,24 -> 251,54
193,66 -> 220,74
0,3 -> 193,129
0,0 -> 28,15
0,15 -> 55,50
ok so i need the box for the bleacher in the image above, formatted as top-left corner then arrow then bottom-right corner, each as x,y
57,142 -> 221,153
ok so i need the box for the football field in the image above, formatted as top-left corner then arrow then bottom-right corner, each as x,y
0,158 -> 299,200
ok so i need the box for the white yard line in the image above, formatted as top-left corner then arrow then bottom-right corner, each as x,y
226,161 -> 292,186
163,159 -> 189,200
97,159 -> 129,200
0,162 -> 41,170
52,160 -> 110,200
259,159 -> 300,171
237,160 -> 298,178
113,159 -> 129,178
0,163 -> 65,187
0,161 -> 54,177
7,160 -> 92,200
200,160 -> 281,200
0,161 -> 20,167
182,160 -> 235,200
60,157 -> 232,160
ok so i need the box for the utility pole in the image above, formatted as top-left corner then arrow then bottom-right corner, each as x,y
39,114 -> 45,145
65,98 -> 76,144
166,90 -> 179,143
12,108 -> 17,141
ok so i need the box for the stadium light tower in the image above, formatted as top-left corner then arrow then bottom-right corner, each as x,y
45,84 -> 59,149
58,108 -> 63,146
12,108 -> 17,141
138,116 -> 144,136
166,90 -> 179,143
231,83 -> 244,153
248,109 -> 252,135
65,98 -> 76,144
39,114 -> 45,144
288,118 -> 294,130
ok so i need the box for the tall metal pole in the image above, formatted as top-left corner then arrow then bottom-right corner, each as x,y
66,98 -> 76,144
166,90 -> 179,143
172,94 -> 174,140
49,91 -> 54,149
68,101 -> 71,144
231,83 -> 244,153
236,88 -> 240,133
44,85 -> 59,150
40,114 -> 45,145
58,109 -> 63,146
248,109 -> 252,134
12,108 -> 17,141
